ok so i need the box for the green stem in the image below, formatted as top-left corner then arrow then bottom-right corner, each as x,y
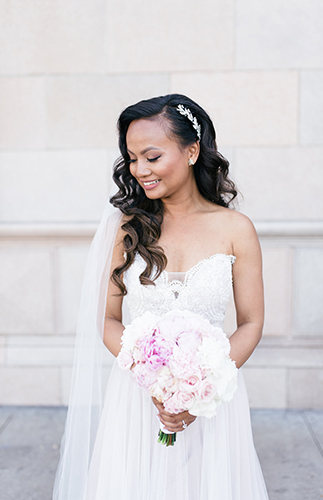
157,430 -> 177,446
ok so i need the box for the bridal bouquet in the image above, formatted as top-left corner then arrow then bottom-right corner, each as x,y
117,309 -> 238,446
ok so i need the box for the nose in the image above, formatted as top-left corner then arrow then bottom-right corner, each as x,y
134,159 -> 152,177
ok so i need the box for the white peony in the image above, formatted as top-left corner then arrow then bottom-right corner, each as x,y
189,398 -> 220,418
198,336 -> 227,370
121,311 -> 158,351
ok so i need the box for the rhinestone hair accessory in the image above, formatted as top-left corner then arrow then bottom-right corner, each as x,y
176,104 -> 201,141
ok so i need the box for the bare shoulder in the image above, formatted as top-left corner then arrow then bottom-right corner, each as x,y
226,209 -> 257,236
215,208 -> 259,257
230,211 -> 260,260
209,206 -> 256,235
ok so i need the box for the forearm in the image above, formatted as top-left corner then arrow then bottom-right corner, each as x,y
103,317 -> 125,357
229,322 -> 263,369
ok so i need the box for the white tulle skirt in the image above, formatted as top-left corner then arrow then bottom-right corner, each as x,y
85,361 -> 268,500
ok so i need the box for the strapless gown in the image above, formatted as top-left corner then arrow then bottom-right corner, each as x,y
85,253 -> 269,500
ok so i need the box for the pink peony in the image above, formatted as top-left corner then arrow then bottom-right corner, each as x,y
131,363 -> 157,388
177,329 -> 201,351
141,332 -> 173,370
117,350 -> 133,370
169,345 -> 200,378
132,346 -> 145,363
157,310 -> 190,341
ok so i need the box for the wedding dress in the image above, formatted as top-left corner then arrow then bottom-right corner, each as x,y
85,252 -> 269,500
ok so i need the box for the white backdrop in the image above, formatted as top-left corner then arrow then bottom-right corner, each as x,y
0,0 -> 322,408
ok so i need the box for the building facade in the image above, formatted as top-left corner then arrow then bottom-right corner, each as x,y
0,0 -> 322,407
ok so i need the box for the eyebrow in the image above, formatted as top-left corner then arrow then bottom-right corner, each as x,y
127,147 -> 162,155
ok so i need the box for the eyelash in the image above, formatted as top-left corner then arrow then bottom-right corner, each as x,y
147,155 -> 161,163
128,155 -> 161,164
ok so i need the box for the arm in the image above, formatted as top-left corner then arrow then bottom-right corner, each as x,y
107,225 -> 194,431
230,214 -> 264,368
103,222 -> 126,357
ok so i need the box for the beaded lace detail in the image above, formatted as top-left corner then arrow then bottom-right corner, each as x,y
124,253 -> 236,329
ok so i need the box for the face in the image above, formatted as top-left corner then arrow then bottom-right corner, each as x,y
126,117 -> 198,201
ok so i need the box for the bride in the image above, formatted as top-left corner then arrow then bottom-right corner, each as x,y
53,94 -> 269,499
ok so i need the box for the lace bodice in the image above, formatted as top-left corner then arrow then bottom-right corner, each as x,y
124,253 -> 236,329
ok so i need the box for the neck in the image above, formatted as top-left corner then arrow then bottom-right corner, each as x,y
161,181 -> 206,218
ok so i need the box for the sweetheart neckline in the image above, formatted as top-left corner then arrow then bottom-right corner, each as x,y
163,253 -> 236,278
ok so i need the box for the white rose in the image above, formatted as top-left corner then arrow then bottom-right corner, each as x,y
149,381 -> 168,402
157,366 -> 179,392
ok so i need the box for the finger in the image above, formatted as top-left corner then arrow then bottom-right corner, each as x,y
159,416 -> 182,431
158,410 -> 178,420
159,416 -> 175,427
162,423 -> 183,433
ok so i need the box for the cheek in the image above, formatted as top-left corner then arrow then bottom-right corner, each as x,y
163,156 -> 185,177
129,163 -> 136,178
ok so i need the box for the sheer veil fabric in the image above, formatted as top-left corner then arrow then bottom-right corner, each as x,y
52,197 -> 122,500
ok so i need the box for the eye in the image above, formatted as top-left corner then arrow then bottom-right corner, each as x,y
128,158 -> 137,164
147,155 -> 161,163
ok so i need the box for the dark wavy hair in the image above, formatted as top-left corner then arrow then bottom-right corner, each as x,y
110,93 -> 237,294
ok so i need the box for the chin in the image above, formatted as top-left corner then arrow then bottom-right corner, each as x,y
142,187 -> 165,199
144,191 -> 162,200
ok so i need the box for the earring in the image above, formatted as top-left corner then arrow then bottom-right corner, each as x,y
188,158 -> 194,166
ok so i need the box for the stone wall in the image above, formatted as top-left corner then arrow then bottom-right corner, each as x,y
0,0 -> 322,407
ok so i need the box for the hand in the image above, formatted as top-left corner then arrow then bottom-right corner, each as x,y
151,397 -> 197,432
